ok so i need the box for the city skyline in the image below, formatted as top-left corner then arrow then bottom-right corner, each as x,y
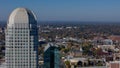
0,0 -> 120,22
0,1 -> 120,68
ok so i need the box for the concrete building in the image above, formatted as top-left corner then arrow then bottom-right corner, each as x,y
107,61 -> 120,68
5,8 -> 38,68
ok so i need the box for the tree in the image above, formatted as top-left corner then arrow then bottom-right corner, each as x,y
65,61 -> 71,68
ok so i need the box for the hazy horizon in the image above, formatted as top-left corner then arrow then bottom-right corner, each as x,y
0,0 -> 120,22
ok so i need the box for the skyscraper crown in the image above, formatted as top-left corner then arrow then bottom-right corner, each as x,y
8,8 -> 37,27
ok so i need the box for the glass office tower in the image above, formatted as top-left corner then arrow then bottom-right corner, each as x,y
44,43 -> 60,68
5,8 -> 38,68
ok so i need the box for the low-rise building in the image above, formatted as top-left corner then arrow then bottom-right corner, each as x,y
107,61 -> 120,68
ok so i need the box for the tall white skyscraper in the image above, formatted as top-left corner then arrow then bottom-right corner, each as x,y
5,8 -> 38,68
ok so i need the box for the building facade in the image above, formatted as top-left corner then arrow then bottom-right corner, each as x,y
44,43 -> 60,68
107,61 -> 120,68
5,8 -> 38,68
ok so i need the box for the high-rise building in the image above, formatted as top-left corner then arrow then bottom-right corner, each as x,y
5,8 -> 38,68
44,43 -> 60,68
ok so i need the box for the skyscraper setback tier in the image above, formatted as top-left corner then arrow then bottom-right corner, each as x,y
5,8 -> 38,68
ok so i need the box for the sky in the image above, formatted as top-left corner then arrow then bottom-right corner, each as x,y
0,0 -> 120,22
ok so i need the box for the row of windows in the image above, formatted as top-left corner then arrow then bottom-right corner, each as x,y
6,43 -> 37,46
6,39 -> 29,41
6,40 -> 36,43
6,46 -> 36,48
7,63 -> 36,66
6,45 -> 36,47
6,39 -> 34,41
9,44 -> 38,46
7,65 -> 30,67
7,27 -> 29,29
5,46 -> 35,50
6,51 -> 36,53
6,52 -> 37,54
6,57 -> 37,59
6,35 -> 37,38
6,61 -> 37,64
6,35 -> 35,37
6,53 -> 36,57
7,65 -> 36,68
6,42 -> 29,45
6,32 -> 37,36
6,36 -> 29,38
7,63 -> 30,65
6,42 -> 35,45
7,31 -> 28,34
6,47 -> 36,50
6,29 -> 37,32
6,54 -> 36,56
6,55 -> 37,58
6,35 -> 36,38
6,39 -> 36,42
6,33 -> 37,36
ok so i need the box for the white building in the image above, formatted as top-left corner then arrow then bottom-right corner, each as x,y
5,8 -> 38,68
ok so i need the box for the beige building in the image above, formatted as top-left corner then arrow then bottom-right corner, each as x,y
107,61 -> 120,68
